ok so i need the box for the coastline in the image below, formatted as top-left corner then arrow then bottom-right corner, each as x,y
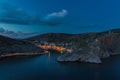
0,51 -> 50,59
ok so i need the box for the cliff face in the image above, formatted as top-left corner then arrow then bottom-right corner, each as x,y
57,31 -> 120,64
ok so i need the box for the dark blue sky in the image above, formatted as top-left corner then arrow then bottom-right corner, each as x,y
0,0 -> 120,34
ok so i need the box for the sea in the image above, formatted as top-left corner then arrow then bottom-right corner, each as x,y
0,53 -> 120,80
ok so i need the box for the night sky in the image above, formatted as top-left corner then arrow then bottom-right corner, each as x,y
0,0 -> 120,35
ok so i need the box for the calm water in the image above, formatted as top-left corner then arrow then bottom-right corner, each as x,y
0,53 -> 120,80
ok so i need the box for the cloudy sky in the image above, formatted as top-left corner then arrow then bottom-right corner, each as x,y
0,0 -> 120,38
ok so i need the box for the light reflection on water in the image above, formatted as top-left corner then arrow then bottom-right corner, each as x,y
0,53 -> 119,80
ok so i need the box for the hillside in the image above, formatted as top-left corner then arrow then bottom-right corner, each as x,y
0,35 -> 44,55
25,29 -> 120,63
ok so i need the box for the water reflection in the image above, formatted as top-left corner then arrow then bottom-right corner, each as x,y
0,54 -> 119,80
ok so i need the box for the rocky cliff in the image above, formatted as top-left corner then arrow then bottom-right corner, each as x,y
57,30 -> 120,63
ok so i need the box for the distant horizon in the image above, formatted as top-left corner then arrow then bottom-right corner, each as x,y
0,0 -> 120,38
0,24 -> 120,39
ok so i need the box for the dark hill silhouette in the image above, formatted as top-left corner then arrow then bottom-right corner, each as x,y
0,35 -> 43,55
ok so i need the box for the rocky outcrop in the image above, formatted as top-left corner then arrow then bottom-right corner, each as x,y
57,48 -> 102,64
57,31 -> 120,64
57,52 -> 102,64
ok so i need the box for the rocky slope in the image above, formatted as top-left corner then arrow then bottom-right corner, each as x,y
57,31 -> 120,63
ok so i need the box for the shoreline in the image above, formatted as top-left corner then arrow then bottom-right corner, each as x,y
0,51 -> 50,59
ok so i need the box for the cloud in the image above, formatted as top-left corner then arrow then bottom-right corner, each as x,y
47,9 -> 67,18
0,27 -> 38,39
0,3 -> 31,25
41,9 -> 68,26
0,3 -> 69,26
